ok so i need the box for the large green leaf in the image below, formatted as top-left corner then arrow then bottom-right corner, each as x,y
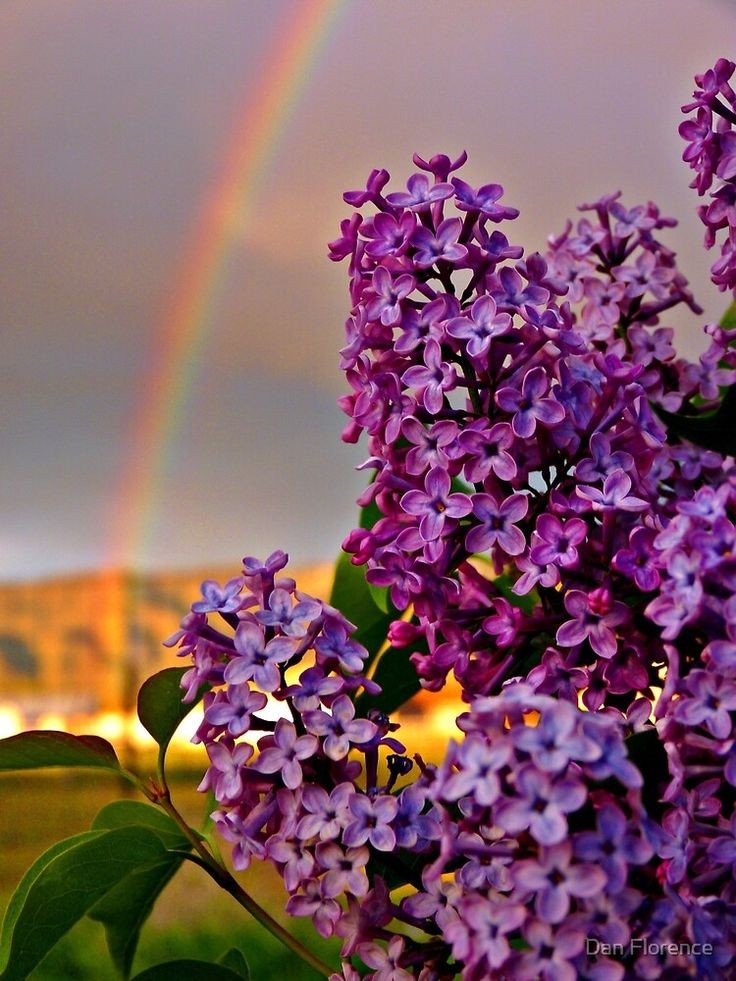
131,961 -> 247,981
92,800 -> 190,849
0,730 -> 121,773
0,832 -> 99,976
656,383 -> 736,455
0,827 -> 167,981
137,667 -> 206,756
90,859 -> 182,978
329,552 -> 394,664
89,801 -> 192,978
217,948 -> 250,980
355,637 -> 428,716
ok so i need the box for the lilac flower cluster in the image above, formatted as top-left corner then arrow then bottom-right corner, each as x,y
332,142 -> 734,715
680,58 -> 736,293
168,61 -> 736,978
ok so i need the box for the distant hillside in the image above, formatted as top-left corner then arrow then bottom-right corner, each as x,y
0,563 -> 334,718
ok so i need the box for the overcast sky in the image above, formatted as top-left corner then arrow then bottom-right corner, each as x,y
2,0 -> 735,580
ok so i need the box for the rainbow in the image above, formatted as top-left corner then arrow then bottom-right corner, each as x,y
106,0 -> 346,571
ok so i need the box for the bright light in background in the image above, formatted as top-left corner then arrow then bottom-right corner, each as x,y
0,705 -> 23,739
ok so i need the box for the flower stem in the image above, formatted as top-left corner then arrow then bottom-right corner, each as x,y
146,754 -> 334,977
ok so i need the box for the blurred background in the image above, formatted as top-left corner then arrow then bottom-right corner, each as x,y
2,1 -> 736,974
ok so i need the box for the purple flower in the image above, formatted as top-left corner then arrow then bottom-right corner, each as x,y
513,921 -> 585,981
365,265 -> 415,326
413,149 -> 468,180
316,842 -> 370,897
574,802 -> 653,891
445,896 -> 527,972
400,466 -> 472,542
314,619 -> 368,673
281,666 -> 344,712
328,212 -> 362,262
451,177 -> 519,221
343,167 -> 390,207
574,432 -> 633,484
458,421 -> 517,483
401,338 -> 457,414
495,764 -> 587,845
612,527 -> 661,591
197,739 -> 253,801
556,588 -> 629,659
253,719 -> 318,789
496,367 -> 565,438
645,589 -> 697,640
707,814 -> 736,872
296,783 -> 353,841
576,469 -> 649,512
615,249 -> 675,299
513,551 -> 560,595
441,732 -> 511,806
446,295 -> 512,357
401,417 -> 458,476
266,835 -> 315,892
394,295 -> 449,354
242,550 -> 289,590
393,784 -> 440,848
285,878 -> 341,937
361,211 -> 416,258
465,491 -> 528,556
386,172 -> 454,210
357,937 -> 413,981
365,549 -> 422,610
492,265 -> 549,308
224,621 -> 297,692
344,793 -> 398,851
203,684 -> 267,737
674,669 -> 736,738
303,694 -> 378,760
512,701 -> 600,772
191,576 -> 245,614
513,842 -> 607,924
256,587 -> 322,637
530,514 -> 587,569
410,217 -> 468,268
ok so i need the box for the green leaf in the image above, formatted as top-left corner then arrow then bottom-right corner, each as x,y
217,948 -> 250,980
0,832 -> 99,976
329,552 -> 394,663
655,383 -> 736,455
491,571 -> 539,616
131,960 -> 248,981
720,300 -> 736,331
653,302 -> 736,455
89,801 -> 193,977
367,579 -> 392,615
366,845 -> 425,892
92,800 -> 190,850
0,827 -> 167,981
358,497 -> 383,531
355,636 -> 428,716
90,858 -> 183,979
137,667 -> 207,756
0,730 -> 121,773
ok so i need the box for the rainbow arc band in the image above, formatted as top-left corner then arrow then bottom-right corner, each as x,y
106,0 -> 346,571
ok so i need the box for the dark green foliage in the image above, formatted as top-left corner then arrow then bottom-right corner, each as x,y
0,730 -> 121,773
